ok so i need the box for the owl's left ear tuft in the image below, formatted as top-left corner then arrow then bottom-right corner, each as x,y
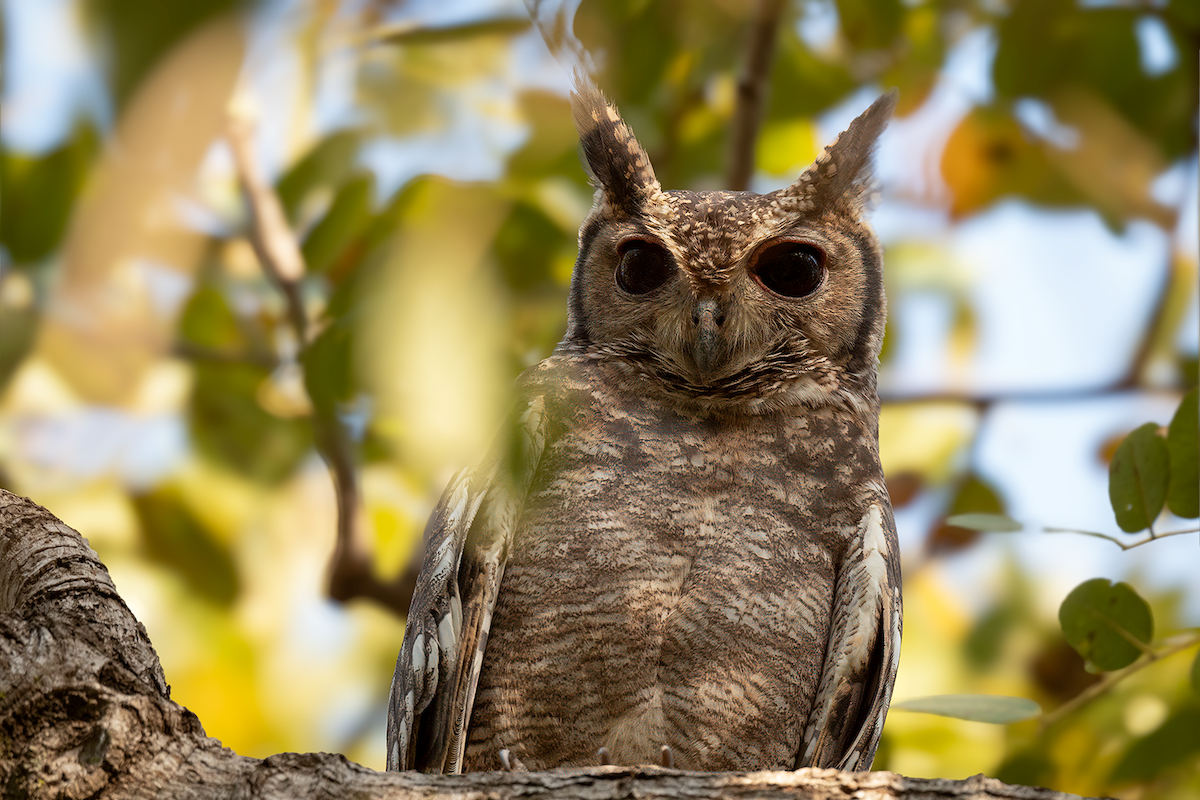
571,74 -> 662,216
775,89 -> 898,213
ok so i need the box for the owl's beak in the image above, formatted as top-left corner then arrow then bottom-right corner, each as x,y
691,297 -> 727,382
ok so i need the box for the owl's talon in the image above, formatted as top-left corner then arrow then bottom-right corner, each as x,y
498,749 -> 527,771
596,746 -> 612,766
660,745 -> 674,769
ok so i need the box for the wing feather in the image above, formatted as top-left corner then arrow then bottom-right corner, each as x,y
386,395 -> 548,772
800,500 -> 902,770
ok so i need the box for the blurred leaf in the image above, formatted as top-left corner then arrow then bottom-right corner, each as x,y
0,122 -> 100,263
940,105 -> 1085,218
506,91 -> 585,181
179,285 -> 243,351
994,1 -> 1138,110
995,749 -> 1057,788
1059,578 -> 1153,671
768,29 -> 857,121
0,270 -> 41,391
368,16 -> 530,46
891,694 -> 1041,723
1029,637 -> 1101,703
276,130 -> 364,223
190,355 -> 313,484
993,0 -> 1196,162
132,486 -> 239,607
1109,706 -> 1200,784
1181,354 -> 1199,389
1166,389 -> 1199,518
963,605 -> 1016,671
884,471 -> 923,509
880,6 -> 943,115
302,315 -> 356,415
1192,649 -> 1200,693
946,513 -> 1022,532
757,117 -> 817,176
302,173 -> 375,276
926,473 -> 1006,556
494,202 -> 569,291
1169,0 -> 1200,28
836,0 -> 903,50
1108,422 -> 1170,532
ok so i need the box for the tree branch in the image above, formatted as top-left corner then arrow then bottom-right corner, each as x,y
1043,526 -> 1199,550
726,0 -> 786,191
0,487 -> 1099,799
1038,633 -> 1200,731
226,111 -> 308,342
226,107 -> 416,618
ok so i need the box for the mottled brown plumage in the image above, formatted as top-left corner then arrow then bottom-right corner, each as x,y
387,78 -> 901,774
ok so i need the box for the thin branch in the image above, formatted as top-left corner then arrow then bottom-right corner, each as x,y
878,385 -> 1186,409
727,0 -> 786,191
1043,526 -> 1199,550
226,111 -> 309,343
1039,634 -> 1200,730
226,102 -> 415,619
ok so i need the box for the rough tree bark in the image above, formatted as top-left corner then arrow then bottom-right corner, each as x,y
0,489 -> 1092,799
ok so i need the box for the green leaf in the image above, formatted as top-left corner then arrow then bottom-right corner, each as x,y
836,0 -> 904,50
963,605 -> 1017,671
276,130 -> 363,223
1109,707 -> 1200,784
946,513 -> 1022,532
190,360 -> 313,484
891,694 -> 1041,724
132,487 -> 239,607
370,16 -> 530,46
0,122 -> 99,263
1192,649 -> 1200,694
301,315 -> 356,415
301,173 -> 374,275
1108,422 -> 1170,532
1059,578 -> 1153,671
1166,389 -> 1199,518
995,749 -> 1056,788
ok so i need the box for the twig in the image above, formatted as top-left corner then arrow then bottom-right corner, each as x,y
226,102 -> 416,618
1039,634 -> 1200,730
226,114 -> 309,343
1043,526 -> 1199,550
727,0 -> 786,191
878,386 -> 1186,408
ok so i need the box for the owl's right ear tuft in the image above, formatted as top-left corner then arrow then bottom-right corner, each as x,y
571,74 -> 661,216
775,89 -> 897,214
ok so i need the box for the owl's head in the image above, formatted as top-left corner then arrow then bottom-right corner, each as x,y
563,79 -> 896,416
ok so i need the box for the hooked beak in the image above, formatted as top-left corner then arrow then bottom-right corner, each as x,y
691,297 -> 727,381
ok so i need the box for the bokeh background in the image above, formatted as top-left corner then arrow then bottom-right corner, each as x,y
1,0 -> 1197,796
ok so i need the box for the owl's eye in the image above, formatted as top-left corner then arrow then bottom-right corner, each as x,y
752,242 -> 826,298
616,240 -> 674,295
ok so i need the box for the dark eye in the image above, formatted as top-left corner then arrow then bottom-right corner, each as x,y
752,241 -> 825,298
616,240 -> 674,295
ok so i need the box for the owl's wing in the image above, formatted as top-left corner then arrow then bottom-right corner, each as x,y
800,500 -> 902,771
386,395 -> 548,773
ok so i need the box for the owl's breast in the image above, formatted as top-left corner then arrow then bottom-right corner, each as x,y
464,367 -> 880,770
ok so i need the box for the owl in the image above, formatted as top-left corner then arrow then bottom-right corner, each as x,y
386,78 -> 901,774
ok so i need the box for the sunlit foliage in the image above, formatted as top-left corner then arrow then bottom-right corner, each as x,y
0,1 -> 1196,796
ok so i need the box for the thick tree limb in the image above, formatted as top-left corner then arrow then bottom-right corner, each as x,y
1,489 -> 1094,799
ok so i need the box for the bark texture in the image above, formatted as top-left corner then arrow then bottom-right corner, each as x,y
0,488 -> 1092,799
